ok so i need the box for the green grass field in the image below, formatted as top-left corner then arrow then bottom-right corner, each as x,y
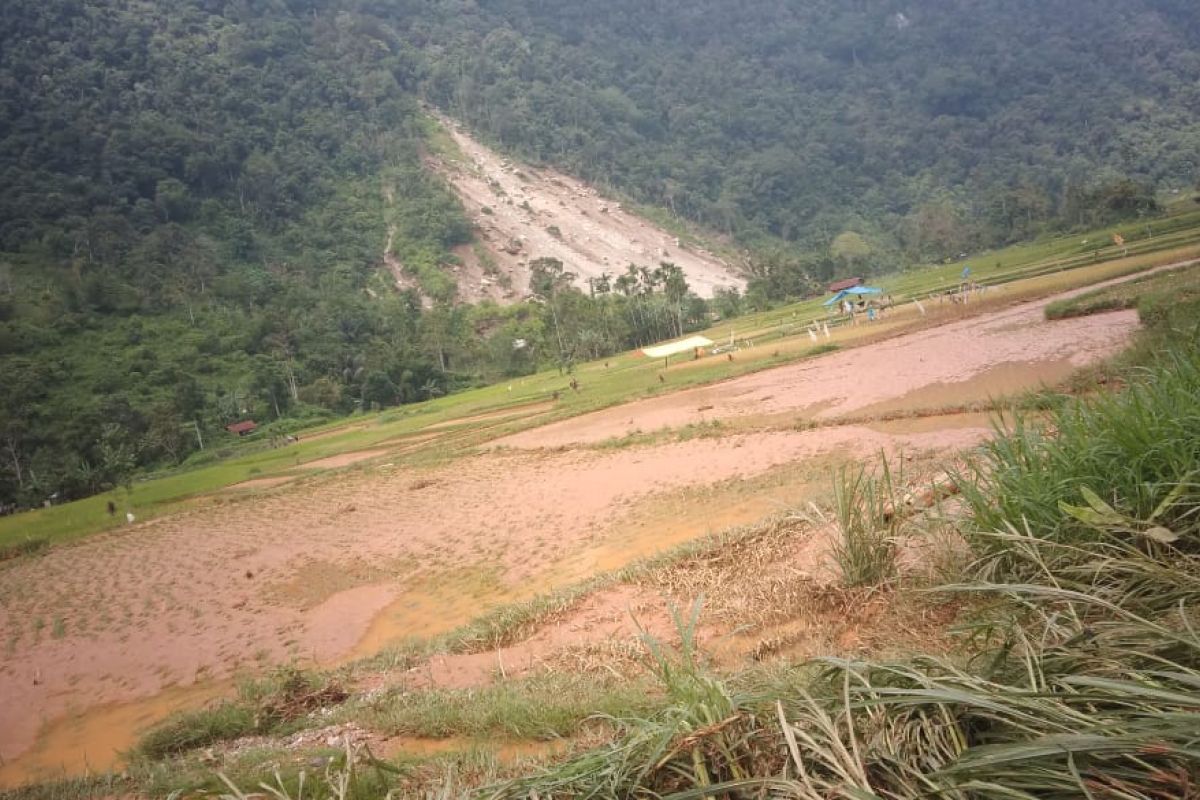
3,210 -> 1199,552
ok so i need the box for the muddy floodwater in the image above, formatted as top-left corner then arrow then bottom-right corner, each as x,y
0,278 -> 1144,787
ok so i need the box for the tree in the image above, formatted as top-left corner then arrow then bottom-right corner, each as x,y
659,262 -> 690,338
141,406 -> 191,465
830,231 -> 871,269
362,371 -> 399,409
420,378 -> 445,400
909,203 -> 966,259
298,377 -> 344,411
250,356 -> 291,420
712,287 -> 743,319
96,423 -> 137,494
529,257 -> 577,373
0,419 -> 25,497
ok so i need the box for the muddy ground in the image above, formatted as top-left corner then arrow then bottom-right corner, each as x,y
496,298 -> 1138,449
0,285 -> 1141,786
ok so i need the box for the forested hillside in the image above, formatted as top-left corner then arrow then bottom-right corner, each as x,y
409,0 -> 1199,273
3,0 -> 1199,509
0,0 -> 725,509
0,0 -> 468,507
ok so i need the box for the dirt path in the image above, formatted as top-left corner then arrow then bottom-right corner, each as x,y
382,224 -> 431,307
426,116 -> 745,303
0,277 -> 1146,786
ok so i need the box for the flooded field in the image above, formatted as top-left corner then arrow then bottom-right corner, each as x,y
0,682 -> 228,787
0,280 -> 1144,788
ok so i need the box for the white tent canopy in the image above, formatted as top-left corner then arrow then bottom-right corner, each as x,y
641,335 -> 714,360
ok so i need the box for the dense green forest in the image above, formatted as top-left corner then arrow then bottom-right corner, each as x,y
408,0 -> 1198,263
0,0 -> 442,507
2,0 -> 1198,509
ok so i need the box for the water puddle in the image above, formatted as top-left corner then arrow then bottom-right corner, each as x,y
553,494 -> 787,577
351,483 -> 805,659
350,567 -> 521,659
863,411 -> 995,435
853,359 -> 1075,418
0,681 -> 228,789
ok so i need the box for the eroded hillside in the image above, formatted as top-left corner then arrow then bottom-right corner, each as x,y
420,117 -> 746,304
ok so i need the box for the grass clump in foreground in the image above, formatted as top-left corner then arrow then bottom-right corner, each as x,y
960,344 -> 1200,578
359,672 -> 658,741
0,536 -> 48,562
0,775 -> 137,800
134,667 -> 346,760
830,457 -> 900,587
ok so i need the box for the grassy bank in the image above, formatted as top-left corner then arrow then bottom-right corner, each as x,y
1045,260 -> 1200,320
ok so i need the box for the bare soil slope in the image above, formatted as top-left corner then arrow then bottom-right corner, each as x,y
423,116 -> 745,304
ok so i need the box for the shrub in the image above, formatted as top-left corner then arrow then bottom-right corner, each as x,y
831,457 -> 899,587
959,343 -> 1200,578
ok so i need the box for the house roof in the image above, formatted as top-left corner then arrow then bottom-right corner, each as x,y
226,420 -> 258,434
827,277 -> 864,293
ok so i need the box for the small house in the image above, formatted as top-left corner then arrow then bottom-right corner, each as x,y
226,420 -> 258,437
827,277 -> 864,293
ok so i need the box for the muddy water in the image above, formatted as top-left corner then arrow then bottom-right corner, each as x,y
0,682 -> 227,787
350,569 -> 522,658
851,359 -> 1076,418
349,491 -> 791,660
0,359 -> 1092,788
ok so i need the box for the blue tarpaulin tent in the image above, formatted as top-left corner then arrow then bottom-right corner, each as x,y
823,286 -> 883,306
